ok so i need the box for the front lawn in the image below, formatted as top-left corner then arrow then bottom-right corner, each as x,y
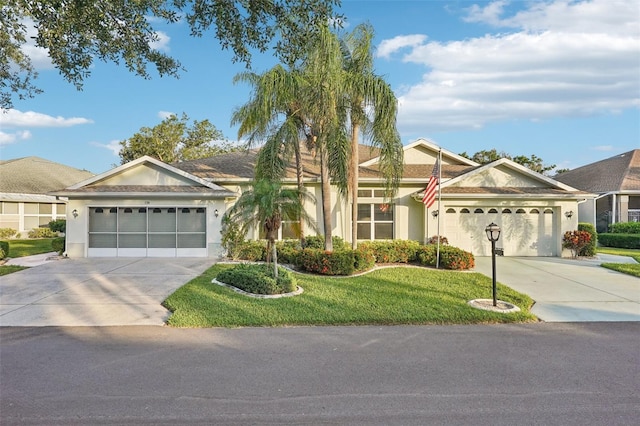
0,265 -> 28,276
4,238 -> 55,258
597,247 -> 640,277
163,264 -> 537,327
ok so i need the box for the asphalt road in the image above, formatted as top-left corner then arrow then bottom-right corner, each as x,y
1,324 -> 639,425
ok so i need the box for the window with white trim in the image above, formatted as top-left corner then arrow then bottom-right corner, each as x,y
357,203 -> 394,240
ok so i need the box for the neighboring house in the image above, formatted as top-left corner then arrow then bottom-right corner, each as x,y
0,157 -> 94,236
555,150 -> 640,233
56,139 -> 592,258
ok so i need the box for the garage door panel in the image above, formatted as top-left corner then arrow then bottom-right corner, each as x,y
447,206 -> 557,257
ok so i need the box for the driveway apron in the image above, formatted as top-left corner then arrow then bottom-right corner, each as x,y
0,258 -> 213,326
473,256 -> 640,322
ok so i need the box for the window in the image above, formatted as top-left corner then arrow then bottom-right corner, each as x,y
1,202 -> 18,214
488,208 -> 498,213
516,208 -> 526,214
530,209 -> 539,214
357,189 -> 372,197
446,208 -> 456,213
357,203 -> 394,240
544,209 -> 553,214
502,208 -> 512,214
460,208 -> 470,214
474,208 -> 484,213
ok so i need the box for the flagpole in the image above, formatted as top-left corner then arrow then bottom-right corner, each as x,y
436,149 -> 442,269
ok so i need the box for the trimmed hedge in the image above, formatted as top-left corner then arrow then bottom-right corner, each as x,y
48,219 -> 66,233
598,233 -> 640,249
0,241 -> 8,259
52,237 -> 65,255
234,240 -> 267,261
216,263 -> 297,295
416,245 -> 475,270
298,249 -> 357,276
578,223 -> 597,257
609,222 -> 640,234
275,240 -> 302,264
358,240 -> 421,263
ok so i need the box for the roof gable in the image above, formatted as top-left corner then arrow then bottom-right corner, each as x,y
58,156 -> 235,197
360,138 -> 478,168
444,158 -> 579,191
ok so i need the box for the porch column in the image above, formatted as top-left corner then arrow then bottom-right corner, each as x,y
619,195 -> 629,223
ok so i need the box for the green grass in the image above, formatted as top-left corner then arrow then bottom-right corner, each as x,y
0,265 -> 28,276
597,247 -> 640,262
163,265 -> 537,327
601,263 -> 640,277
597,247 -> 640,277
5,239 -> 55,258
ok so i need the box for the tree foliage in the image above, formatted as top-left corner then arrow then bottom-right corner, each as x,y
460,149 -> 556,175
119,113 -> 237,164
1,0 -> 341,109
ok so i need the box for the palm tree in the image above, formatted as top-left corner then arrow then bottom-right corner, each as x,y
223,179 -> 316,277
341,23 -> 404,249
231,66 -> 309,240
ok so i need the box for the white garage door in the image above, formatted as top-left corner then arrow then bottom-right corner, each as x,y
444,207 -> 557,256
88,207 -> 207,257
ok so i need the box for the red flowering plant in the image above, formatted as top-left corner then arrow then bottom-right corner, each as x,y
562,230 -> 592,259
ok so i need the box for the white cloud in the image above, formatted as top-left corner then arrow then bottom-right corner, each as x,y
0,130 -> 32,146
379,0 -> 640,132
590,145 -> 614,151
0,109 -> 93,128
158,110 -> 175,119
91,139 -> 122,156
377,35 -> 427,59
21,19 -> 54,70
150,31 -> 171,52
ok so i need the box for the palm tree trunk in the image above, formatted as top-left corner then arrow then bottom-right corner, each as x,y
350,125 -> 360,249
271,240 -> 278,278
295,140 -> 305,243
320,143 -> 333,252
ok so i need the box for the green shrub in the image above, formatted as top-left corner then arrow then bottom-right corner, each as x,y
416,245 -> 475,270
598,233 -> 640,249
302,235 -> 348,250
216,263 -> 297,295
578,223 -> 597,257
235,240 -> 267,261
48,219 -> 66,233
298,248 -> 356,275
609,222 -> 640,234
0,241 -> 8,259
275,240 -> 302,265
52,237 -> 65,255
28,228 -> 57,238
353,247 -> 376,272
0,228 -> 18,239
358,240 -> 421,263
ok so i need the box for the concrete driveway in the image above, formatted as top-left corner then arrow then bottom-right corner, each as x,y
474,255 -> 640,322
0,256 -> 213,326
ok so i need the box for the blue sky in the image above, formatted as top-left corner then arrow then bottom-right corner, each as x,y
1,0 -> 638,175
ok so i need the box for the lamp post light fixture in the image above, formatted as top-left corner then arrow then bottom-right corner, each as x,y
485,222 -> 501,307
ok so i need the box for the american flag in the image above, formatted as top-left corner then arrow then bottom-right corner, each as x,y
422,158 -> 439,208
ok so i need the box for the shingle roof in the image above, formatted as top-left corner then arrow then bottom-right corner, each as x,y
554,150 -> 640,192
0,157 -> 94,194
60,185 -> 229,194
173,145 -> 472,181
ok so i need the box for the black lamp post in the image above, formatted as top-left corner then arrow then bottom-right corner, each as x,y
485,222 -> 501,307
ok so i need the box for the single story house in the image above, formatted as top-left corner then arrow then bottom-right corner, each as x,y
554,149 -> 640,232
55,139 -> 593,258
0,157 -> 94,236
